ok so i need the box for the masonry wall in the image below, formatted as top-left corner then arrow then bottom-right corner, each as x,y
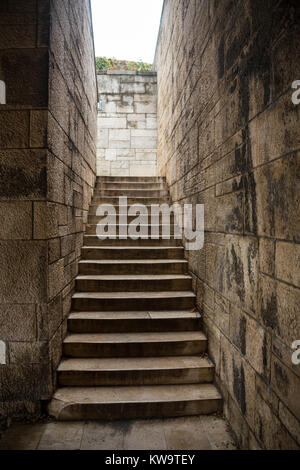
0,0 -> 97,427
154,0 -> 300,449
97,71 -> 157,176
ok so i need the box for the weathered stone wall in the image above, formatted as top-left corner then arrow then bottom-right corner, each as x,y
97,71 -> 157,176
0,0 -> 97,424
154,0 -> 300,449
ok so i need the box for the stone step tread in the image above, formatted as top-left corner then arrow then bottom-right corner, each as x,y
73,291 -> 196,300
86,224 -> 179,227
84,236 -> 180,240
95,188 -> 167,192
97,177 -> 164,180
64,331 -> 206,344
58,356 -> 212,372
68,310 -> 201,320
97,183 -> 165,188
82,246 -> 183,250
79,259 -> 187,265
76,274 -> 192,281
50,383 -> 221,404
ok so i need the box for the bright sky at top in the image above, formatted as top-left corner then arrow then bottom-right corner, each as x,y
91,0 -> 164,64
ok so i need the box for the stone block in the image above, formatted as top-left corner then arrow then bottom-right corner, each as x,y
278,401 -> 300,446
48,258 -> 65,301
97,75 -> 120,94
271,354 -> 300,420
0,111 -> 29,148
0,149 -> 47,201
134,101 -> 157,114
129,163 -> 157,177
223,236 -> 259,314
33,202 -> 60,239
48,238 -> 60,264
254,153 -> 299,240
254,390 -> 298,449
30,110 -> 48,148
0,48 -> 48,106
0,305 -> 36,342
105,149 -> 117,161
0,241 -> 47,303
97,128 -> 109,149
146,117 -> 157,129
276,241 -> 299,286
98,117 -> 127,129
259,238 -> 275,276
109,129 -> 130,141
121,83 -> 146,94
131,136 -> 157,149
0,202 -> 32,239
249,95 -> 300,168
9,342 -> 48,365
259,274 -> 300,346
0,21 -> 36,49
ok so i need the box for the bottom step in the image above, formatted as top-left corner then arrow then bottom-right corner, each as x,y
48,384 -> 222,420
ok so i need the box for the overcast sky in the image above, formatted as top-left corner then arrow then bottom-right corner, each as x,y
91,0 -> 164,64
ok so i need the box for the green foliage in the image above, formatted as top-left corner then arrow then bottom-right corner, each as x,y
95,56 -> 152,72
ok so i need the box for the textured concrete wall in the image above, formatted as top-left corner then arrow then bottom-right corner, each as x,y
154,0 -> 300,449
0,0 -> 97,424
97,71 -> 157,176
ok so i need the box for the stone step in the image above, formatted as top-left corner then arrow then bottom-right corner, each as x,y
72,290 -> 196,311
48,383 -> 222,420
75,274 -> 192,292
85,224 -> 180,236
63,331 -> 207,358
96,182 -> 166,190
94,189 -> 169,198
67,310 -> 201,333
91,196 -> 170,205
57,356 -> 214,386
83,235 -> 182,247
78,259 -> 188,275
97,176 -> 164,183
88,213 -> 176,223
81,246 -> 185,260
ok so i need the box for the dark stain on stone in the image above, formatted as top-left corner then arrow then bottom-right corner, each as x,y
0,164 -> 47,198
230,79 -> 237,94
274,361 -> 289,396
225,198 -> 243,233
244,172 -> 258,235
230,244 -> 245,302
247,242 -> 256,285
262,333 -> 268,371
217,35 -> 225,79
218,251 -> 225,293
240,316 -> 246,355
261,292 -> 278,330
234,141 -> 248,174
109,420 -> 132,435
233,361 -> 246,415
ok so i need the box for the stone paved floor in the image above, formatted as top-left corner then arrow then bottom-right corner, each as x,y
0,415 -> 237,450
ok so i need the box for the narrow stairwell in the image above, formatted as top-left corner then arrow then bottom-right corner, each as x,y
48,176 -> 222,420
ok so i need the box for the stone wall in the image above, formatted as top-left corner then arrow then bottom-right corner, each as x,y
0,0 -> 97,424
97,71 -> 157,176
154,0 -> 300,449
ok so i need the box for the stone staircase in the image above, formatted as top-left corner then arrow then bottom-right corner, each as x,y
48,176 -> 222,420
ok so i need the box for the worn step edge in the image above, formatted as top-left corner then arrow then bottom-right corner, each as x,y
48,384 -> 222,420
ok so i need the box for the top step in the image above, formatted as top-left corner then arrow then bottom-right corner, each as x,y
97,177 -> 164,183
